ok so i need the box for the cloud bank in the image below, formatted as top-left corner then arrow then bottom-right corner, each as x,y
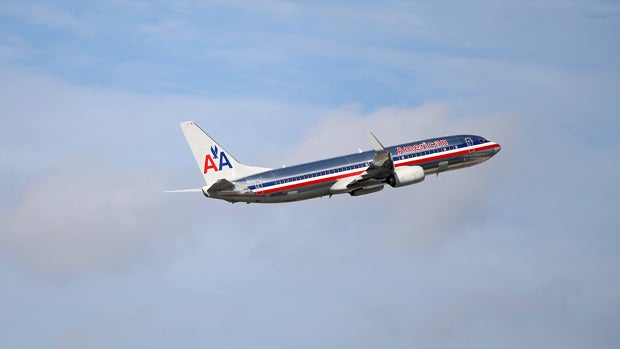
0,161 -> 185,281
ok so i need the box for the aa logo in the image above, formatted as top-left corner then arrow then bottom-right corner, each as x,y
203,145 -> 233,173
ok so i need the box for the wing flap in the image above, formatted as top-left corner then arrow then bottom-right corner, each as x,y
329,132 -> 396,194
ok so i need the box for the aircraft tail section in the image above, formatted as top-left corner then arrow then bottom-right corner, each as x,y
180,121 -> 271,185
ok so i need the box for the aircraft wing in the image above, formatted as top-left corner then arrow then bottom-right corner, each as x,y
330,132 -> 394,193
363,131 -> 394,180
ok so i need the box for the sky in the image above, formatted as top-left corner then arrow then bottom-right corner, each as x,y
0,1 -> 619,348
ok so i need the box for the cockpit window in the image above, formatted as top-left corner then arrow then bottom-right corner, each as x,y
479,138 -> 488,143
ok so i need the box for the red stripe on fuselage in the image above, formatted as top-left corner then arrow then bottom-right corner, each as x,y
255,170 -> 366,195
395,143 -> 500,168
254,143 -> 499,195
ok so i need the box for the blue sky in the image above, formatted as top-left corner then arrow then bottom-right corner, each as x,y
1,1 -> 619,348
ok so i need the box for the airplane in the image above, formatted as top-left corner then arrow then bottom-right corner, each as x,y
170,121 -> 501,203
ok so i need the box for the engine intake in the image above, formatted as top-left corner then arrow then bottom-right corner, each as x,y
388,166 -> 425,187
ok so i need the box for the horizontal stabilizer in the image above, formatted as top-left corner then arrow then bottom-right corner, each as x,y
206,178 -> 236,195
164,188 -> 203,193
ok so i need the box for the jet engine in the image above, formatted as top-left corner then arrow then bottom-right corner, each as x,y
387,166 -> 425,187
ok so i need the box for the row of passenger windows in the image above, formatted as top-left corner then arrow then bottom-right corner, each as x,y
274,162 -> 370,185
271,144 -> 464,186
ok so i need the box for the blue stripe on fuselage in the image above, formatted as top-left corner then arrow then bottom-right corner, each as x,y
241,135 -> 489,192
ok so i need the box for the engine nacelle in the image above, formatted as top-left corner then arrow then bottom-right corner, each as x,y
388,166 -> 425,187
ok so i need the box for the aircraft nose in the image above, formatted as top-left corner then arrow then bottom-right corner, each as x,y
495,143 -> 501,153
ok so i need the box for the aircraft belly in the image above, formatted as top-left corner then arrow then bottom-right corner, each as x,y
222,182 -> 334,203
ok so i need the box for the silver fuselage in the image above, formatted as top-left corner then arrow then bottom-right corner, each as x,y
205,135 -> 500,203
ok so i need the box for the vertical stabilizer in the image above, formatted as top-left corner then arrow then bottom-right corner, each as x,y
180,121 -> 271,184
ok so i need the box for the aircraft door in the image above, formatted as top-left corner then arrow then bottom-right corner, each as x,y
465,137 -> 474,153
252,180 -> 263,194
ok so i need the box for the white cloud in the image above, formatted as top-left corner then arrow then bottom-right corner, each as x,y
0,66 -> 328,282
0,160 -> 188,281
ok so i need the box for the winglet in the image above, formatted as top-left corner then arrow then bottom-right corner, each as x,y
368,131 -> 386,152
367,131 -> 394,173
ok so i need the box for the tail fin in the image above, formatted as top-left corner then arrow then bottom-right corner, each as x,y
180,121 -> 271,184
